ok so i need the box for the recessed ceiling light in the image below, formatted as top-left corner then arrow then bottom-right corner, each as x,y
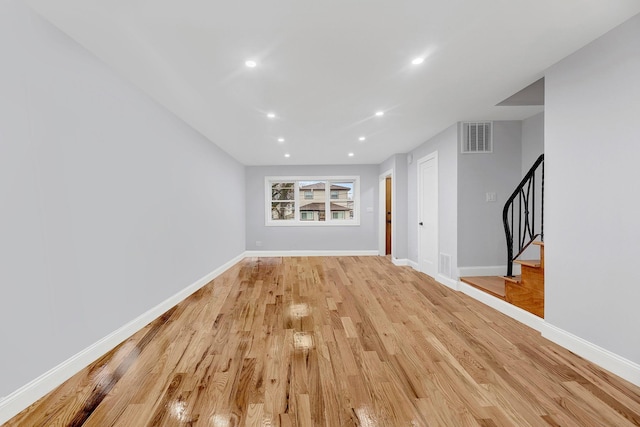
245,60 -> 257,68
375,111 -> 384,117
278,138 -> 285,143
267,113 -> 276,119
348,152 -> 355,157
359,136 -> 366,141
284,153 -> 290,158
411,57 -> 424,65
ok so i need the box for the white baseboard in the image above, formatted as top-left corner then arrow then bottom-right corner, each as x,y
459,280 -> 640,388
436,274 -> 458,290
458,265 -> 521,277
392,259 -> 422,272
397,260 -> 457,290
458,281 -> 546,331
244,249 -> 379,257
541,323 -> 640,387
0,252 -> 246,425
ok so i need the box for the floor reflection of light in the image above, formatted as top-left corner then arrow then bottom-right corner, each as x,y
354,406 -> 379,426
170,400 -> 188,422
210,414 -> 231,427
288,303 -> 310,318
293,332 -> 313,350
90,343 -> 140,388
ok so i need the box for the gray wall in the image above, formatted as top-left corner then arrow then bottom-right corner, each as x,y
245,165 -> 378,251
457,121 -> 522,268
522,112 -> 545,175
407,124 -> 458,277
545,13 -> 640,364
393,155 -> 409,260
0,1 -> 246,397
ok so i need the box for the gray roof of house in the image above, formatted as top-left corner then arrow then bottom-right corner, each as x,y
299,183 -> 350,191
300,202 -> 352,211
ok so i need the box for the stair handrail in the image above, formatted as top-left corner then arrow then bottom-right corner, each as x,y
503,154 -> 544,277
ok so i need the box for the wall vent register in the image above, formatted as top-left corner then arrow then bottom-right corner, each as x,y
460,121 -> 493,153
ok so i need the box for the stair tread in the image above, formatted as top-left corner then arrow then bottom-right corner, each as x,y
514,259 -> 541,268
503,275 -> 522,284
460,276 -> 506,298
532,240 -> 545,247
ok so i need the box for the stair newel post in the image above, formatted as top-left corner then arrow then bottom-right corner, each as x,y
531,173 -> 536,241
503,202 -> 514,277
518,191 -> 522,254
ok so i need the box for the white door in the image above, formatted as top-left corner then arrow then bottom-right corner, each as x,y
418,152 -> 438,277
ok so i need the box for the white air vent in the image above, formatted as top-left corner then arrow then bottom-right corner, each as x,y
460,122 -> 492,153
439,253 -> 451,278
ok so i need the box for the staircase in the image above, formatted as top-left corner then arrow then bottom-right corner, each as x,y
460,241 -> 545,318
503,241 -> 544,317
460,154 -> 545,318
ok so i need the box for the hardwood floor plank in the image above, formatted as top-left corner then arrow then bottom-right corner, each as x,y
5,256 -> 640,426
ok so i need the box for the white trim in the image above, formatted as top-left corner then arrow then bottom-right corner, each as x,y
244,250 -> 379,258
392,258 -> 409,266
541,323 -> 640,387
393,259 -> 420,270
436,274 -> 458,290
458,265 -> 521,277
0,252 -> 246,425
458,281 -> 546,331
458,280 -> 640,388
417,151 -> 439,277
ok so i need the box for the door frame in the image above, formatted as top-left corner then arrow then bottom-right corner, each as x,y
417,151 -> 438,276
379,169 -> 394,256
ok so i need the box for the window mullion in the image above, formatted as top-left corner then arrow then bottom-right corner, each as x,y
325,180 -> 330,223
294,181 -> 300,223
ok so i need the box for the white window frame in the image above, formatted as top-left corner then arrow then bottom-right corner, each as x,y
265,176 -> 360,226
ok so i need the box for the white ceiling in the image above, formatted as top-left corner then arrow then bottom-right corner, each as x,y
24,0 -> 640,165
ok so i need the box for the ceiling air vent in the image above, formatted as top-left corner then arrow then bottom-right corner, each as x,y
460,121 -> 492,153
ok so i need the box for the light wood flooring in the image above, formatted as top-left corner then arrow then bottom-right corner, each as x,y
5,256 -> 640,426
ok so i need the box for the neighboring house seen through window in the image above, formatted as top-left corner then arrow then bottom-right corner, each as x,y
266,176 -> 359,226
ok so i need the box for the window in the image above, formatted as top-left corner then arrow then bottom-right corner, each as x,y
265,176 -> 359,226
329,181 -> 354,221
269,182 -> 295,221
